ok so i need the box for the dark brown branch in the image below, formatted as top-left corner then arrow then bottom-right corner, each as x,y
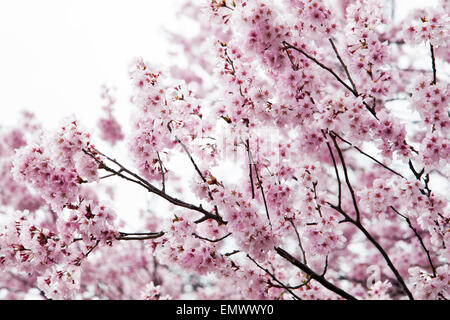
84,240 -> 100,258
353,221 -> 414,299
253,162 -> 272,230
282,41 -> 377,118
90,148 -> 156,189
224,250 -> 240,256
275,247 -> 357,300
333,131 -> 405,179
284,47 -> 299,71
99,172 -> 121,180
329,38 -> 358,94
324,134 -> 342,208
72,231 -> 165,242
321,256 -> 329,277
243,139 -> 272,229
390,206 -> 436,277
408,159 -> 424,180
268,276 -> 312,290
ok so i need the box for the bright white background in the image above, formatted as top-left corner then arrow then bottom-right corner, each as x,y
0,0 -> 187,129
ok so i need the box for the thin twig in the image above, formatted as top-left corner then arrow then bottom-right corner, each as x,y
172,132 -> 220,218
329,132 -> 361,223
282,40 -> 377,118
243,139 -> 272,229
430,43 -> 437,84
224,250 -> 241,256
117,231 -> 165,241
253,162 -> 272,230
321,256 -> 329,277
192,232 -> 232,243
282,41 -> 357,96
84,240 -> 100,258
329,38 -> 358,94
288,218 -> 307,265
408,159 -> 424,180
327,203 -> 414,300
247,254 -> 302,300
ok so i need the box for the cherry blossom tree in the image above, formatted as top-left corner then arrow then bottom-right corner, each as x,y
0,0 -> 449,300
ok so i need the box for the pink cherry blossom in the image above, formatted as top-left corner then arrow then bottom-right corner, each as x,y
1,0 -> 449,301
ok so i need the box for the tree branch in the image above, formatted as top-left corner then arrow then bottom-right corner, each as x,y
246,138 -> 256,199
170,128 -> 221,219
329,132 -> 361,223
282,40 -> 377,118
156,151 -> 165,193
83,148 -> 226,225
116,231 -> 165,241
327,203 -> 414,300
275,247 -> 357,300
282,41 -> 357,96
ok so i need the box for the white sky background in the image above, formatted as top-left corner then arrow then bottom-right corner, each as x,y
0,0 -> 443,230
0,0 -> 186,129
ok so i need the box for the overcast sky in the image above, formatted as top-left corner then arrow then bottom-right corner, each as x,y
0,0 -> 185,130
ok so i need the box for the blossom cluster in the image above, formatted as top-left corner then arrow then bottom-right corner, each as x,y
97,85 -> 125,146
0,0 -> 448,300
